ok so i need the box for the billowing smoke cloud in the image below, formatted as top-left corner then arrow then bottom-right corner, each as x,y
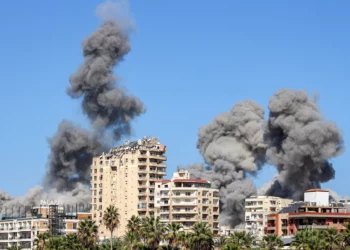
1,0 -> 143,211
44,121 -> 104,191
188,100 -> 267,227
67,19 -> 145,140
264,89 -> 344,199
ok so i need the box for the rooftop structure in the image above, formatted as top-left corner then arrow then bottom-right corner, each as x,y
266,189 -> 350,236
91,137 -> 167,238
154,170 -> 220,234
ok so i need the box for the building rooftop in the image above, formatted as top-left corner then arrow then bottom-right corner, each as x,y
173,179 -> 208,183
305,188 -> 329,193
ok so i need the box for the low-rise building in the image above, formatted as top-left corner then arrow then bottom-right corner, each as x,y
266,189 -> 350,236
245,196 -> 292,237
0,205 -> 91,250
154,170 -> 220,234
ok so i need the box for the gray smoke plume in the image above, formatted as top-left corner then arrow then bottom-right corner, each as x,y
265,89 -> 344,199
2,0 -> 143,210
189,100 -> 267,227
0,191 -> 12,212
67,19 -> 145,140
44,121 -> 104,191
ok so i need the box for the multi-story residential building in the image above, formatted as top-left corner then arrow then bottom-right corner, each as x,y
245,196 -> 292,237
0,205 -> 91,250
266,189 -> 350,236
91,137 -> 167,238
154,170 -> 220,235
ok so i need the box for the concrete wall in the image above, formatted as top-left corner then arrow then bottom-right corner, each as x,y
304,191 -> 329,206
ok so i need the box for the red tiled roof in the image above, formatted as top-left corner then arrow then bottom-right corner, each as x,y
155,180 -> 170,183
305,188 -> 329,193
173,179 -> 208,183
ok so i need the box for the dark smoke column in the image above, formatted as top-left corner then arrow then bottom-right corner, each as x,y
44,1 -> 145,194
265,89 -> 344,199
68,20 -> 145,140
189,100 -> 267,227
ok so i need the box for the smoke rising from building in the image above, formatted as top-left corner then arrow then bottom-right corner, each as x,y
43,121 -> 104,191
0,0 -> 143,210
189,89 -> 344,227
264,88 -> 344,199
188,100 -> 267,226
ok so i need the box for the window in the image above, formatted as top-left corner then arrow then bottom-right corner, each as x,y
94,176 -> 97,181
99,205 -> 102,210
176,192 -> 180,196
100,168 -> 103,173
94,184 -> 97,188
94,169 -> 97,173
165,185 -> 168,188
94,205 -> 97,209
94,198 -> 96,203
94,161 -> 96,166
185,192 -> 191,196
94,190 -> 97,195
99,198 -> 102,202
158,185 -> 160,188
131,159 -> 134,164
125,158 -> 128,163
73,223 -> 77,229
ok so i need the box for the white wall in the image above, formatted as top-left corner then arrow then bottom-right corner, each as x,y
304,191 -> 329,206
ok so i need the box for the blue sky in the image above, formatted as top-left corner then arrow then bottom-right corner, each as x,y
1,0 -> 349,197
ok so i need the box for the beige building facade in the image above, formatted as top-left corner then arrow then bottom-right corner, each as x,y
245,196 -> 292,237
91,137 -> 167,238
154,170 -> 220,235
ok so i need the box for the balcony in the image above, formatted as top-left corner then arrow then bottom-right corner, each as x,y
172,209 -> 197,214
172,216 -> 199,222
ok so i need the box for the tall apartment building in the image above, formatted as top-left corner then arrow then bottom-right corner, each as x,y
154,170 -> 220,235
245,196 -> 292,237
91,137 -> 167,238
0,205 -> 91,250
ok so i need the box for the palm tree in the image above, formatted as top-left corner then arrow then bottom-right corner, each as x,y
103,205 -> 120,250
46,236 -> 66,250
214,235 -> 227,249
35,232 -> 50,250
259,234 -> 283,250
61,234 -> 84,250
341,224 -> 350,248
98,237 -> 124,250
141,217 -> 167,249
123,231 -> 141,250
323,228 -> 342,250
188,222 -> 214,250
226,231 -> 256,249
291,229 -> 325,250
167,222 -> 183,247
178,231 -> 190,250
78,219 -> 98,249
127,215 -> 141,234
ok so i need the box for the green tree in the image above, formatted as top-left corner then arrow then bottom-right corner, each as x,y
35,232 -> 50,250
341,224 -> 350,249
259,234 -> 283,250
140,217 -> 166,249
166,222 -> 183,248
78,219 -> 98,249
323,228 -> 343,250
103,205 -> 121,250
188,222 -> 214,250
98,237 -> 124,250
226,231 -> 256,249
214,235 -> 227,249
123,231 -> 142,250
61,234 -> 84,250
291,229 -> 325,250
178,231 -> 190,250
